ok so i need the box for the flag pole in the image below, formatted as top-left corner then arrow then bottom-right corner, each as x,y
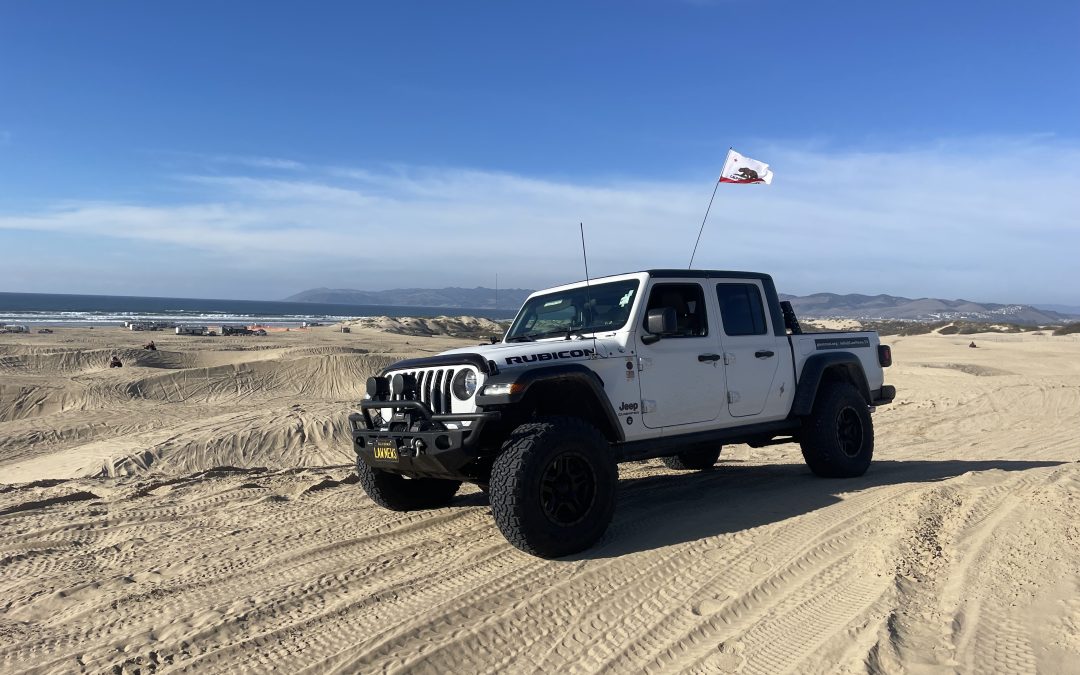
689,148 -> 732,269
686,146 -> 730,265
688,179 -> 720,269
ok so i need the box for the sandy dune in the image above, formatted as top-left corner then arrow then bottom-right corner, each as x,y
2,327 -> 1079,673
347,315 -> 507,339
0,327 -> 465,483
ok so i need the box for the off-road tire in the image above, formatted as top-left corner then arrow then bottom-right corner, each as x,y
356,456 -> 461,511
662,446 -> 721,471
489,416 -> 617,558
799,382 -> 874,478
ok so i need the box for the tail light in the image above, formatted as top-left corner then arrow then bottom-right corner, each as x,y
878,345 -> 892,368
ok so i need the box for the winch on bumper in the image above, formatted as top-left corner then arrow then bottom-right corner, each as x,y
350,399 -> 500,479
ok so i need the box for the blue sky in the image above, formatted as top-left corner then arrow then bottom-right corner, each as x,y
1,1 -> 1078,304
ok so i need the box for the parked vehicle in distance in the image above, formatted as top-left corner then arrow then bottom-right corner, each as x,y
350,269 -> 895,557
221,325 -> 255,336
127,321 -> 175,331
176,325 -> 209,336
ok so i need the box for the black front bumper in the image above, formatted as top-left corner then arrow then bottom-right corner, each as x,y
350,400 -> 500,479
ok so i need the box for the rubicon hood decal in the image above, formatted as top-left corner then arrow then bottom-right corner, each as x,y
502,348 -> 594,365
440,340 -> 611,367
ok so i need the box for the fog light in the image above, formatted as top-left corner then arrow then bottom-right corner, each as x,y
366,376 -> 390,400
482,382 -> 521,396
391,373 -> 417,397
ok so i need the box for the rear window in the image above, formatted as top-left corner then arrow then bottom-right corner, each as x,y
716,283 -> 768,336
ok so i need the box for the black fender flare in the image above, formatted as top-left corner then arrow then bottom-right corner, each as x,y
475,364 -> 624,442
792,352 -> 871,416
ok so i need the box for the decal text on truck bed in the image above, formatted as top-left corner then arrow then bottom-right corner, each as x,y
815,337 -> 870,350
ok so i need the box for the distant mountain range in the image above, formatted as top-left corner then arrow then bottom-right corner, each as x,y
779,293 -> 1078,326
283,286 -> 533,311
285,286 -> 1078,326
1034,303 -> 1080,316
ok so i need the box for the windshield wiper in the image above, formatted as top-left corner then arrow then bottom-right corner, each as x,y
511,328 -> 580,342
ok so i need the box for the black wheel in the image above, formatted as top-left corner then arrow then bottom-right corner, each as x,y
662,446 -> 721,471
799,382 -> 874,477
489,416 -> 617,558
356,456 -> 461,511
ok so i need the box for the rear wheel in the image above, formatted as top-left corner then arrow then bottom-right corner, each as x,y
799,382 -> 874,477
662,446 -> 721,471
356,456 -> 461,510
490,417 -> 617,558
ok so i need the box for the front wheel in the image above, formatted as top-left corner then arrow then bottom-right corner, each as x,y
356,456 -> 461,511
799,382 -> 874,477
489,417 -> 617,558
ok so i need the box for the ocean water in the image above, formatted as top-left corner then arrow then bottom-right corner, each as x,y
0,292 -> 517,327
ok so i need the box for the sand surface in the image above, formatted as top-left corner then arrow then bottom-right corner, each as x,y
2,327 -> 1079,673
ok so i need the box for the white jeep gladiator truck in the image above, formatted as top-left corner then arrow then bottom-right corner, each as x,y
350,269 -> 895,557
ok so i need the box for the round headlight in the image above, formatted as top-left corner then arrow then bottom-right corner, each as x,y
452,369 -> 478,400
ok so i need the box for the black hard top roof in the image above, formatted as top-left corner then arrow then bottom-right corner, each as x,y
554,269 -> 774,286
643,269 -> 773,281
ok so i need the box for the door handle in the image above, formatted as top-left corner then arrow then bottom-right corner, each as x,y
755,350 -> 775,359
698,353 -> 721,362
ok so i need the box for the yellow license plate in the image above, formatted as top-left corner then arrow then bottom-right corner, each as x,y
373,439 -> 398,461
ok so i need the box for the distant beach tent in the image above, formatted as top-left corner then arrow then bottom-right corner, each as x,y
718,149 -> 774,184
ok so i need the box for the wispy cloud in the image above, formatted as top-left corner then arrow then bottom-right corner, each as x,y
148,150 -> 307,171
206,154 -> 307,171
1,137 -> 1078,302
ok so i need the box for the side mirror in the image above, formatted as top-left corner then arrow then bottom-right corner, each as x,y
641,307 -> 677,344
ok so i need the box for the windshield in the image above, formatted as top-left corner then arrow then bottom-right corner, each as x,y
506,279 -> 640,341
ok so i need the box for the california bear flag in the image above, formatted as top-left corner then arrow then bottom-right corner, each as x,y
719,149 -> 773,184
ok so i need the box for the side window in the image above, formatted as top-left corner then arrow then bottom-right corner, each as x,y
716,283 -> 768,336
643,283 -> 708,337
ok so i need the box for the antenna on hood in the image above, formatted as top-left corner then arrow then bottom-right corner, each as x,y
580,223 -> 591,289
579,223 -> 598,356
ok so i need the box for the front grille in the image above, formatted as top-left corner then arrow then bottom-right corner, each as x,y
389,367 -> 457,414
